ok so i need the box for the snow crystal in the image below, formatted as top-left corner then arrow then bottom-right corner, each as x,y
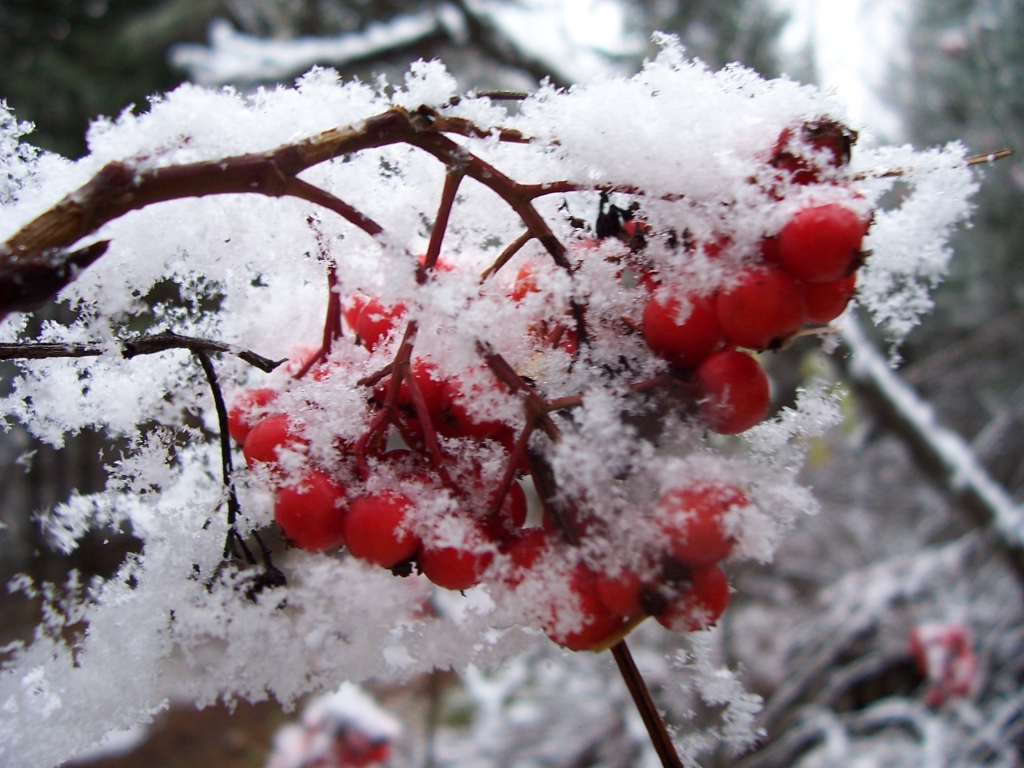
0,41 -> 978,768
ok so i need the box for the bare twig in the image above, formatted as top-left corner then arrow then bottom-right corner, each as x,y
480,229 -> 533,282
0,331 -> 284,372
611,642 -> 685,768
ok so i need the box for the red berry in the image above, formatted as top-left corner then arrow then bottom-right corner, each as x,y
655,564 -> 730,633
356,297 -> 406,351
274,470 -> 347,552
419,524 -> 494,591
243,413 -> 307,470
759,236 -> 781,264
655,483 -> 746,565
595,567 -> 645,618
438,371 -> 512,441
716,265 -> 805,350
694,350 -> 770,434
342,292 -> 369,333
345,491 -> 421,568
771,121 -> 854,184
502,527 -> 553,586
511,261 -> 542,302
779,204 -> 866,283
642,290 -> 726,368
635,270 -> 661,294
227,388 -> 277,444
417,252 -> 455,273
543,564 -> 625,652
701,234 -> 730,259
801,274 -> 857,324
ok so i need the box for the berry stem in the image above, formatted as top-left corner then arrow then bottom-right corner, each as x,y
526,448 -> 580,546
480,229 -> 533,282
611,641 -> 684,768
356,362 -> 394,389
486,422 -> 534,519
401,352 -> 460,493
419,170 -> 463,284
295,220 -> 345,378
194,349 -> 245,561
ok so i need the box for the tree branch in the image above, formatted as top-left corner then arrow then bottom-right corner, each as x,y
840,315 -> 1024,553
0,331 -> 284,372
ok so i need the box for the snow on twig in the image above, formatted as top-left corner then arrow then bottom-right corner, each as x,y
840,314 -> 1024,551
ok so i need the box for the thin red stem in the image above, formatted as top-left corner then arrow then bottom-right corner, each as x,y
486,422 -> 534,519
611,642 -> 684,768
480,230 -> 533,283
419,171 -> 463,283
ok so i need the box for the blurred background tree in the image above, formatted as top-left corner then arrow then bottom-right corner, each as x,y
898,0 -> 1024,498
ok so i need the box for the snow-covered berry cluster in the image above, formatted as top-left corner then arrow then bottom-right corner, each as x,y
222,117 -> 874,652
0,47 -> 978,767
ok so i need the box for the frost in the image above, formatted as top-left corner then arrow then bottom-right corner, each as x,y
0,43 -> 978,768
671,631 -> 765,763
0,103 -> 40,207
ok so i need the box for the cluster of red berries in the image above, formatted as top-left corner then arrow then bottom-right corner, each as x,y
641,121 -> 869,433
231,379 -> 744,650
224,119 -> 866,652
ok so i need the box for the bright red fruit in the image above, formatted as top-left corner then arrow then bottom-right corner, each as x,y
655,564 -> 730,633
779,203 -> 866,283
694,349 -> 770,434
342,292 -> 369,333
801,274 -> 857,324
438,371 -> 512,441
345,491 -> 421,568
356,297 -> 407,351
716,265 -> 805,350
511,261 -> 542,302
655,483 -> 746,565
771,121 -> 854,184
543,564 -> 625,652
759,236 -> 781,264
274,470 -> 347,552
502,527 -> 553,587
595,567 -> 645,618
243,413 -> 307,469
642,290 -> 725,369
419,524 -> 495,591
227,388 -> 277,445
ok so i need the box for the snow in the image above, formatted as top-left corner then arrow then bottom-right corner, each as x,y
0,41 -> 979,768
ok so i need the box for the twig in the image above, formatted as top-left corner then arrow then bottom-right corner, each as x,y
480,229 -> 533,282
853,147 -> 1014,180
418,170 -> 463,283
195,349 -> 250,563
611,641 -> 685,768
0,331 -> 284,372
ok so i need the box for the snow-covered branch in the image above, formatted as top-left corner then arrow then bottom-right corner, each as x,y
170,11 -> 462,86
840,314 -> 1024,551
